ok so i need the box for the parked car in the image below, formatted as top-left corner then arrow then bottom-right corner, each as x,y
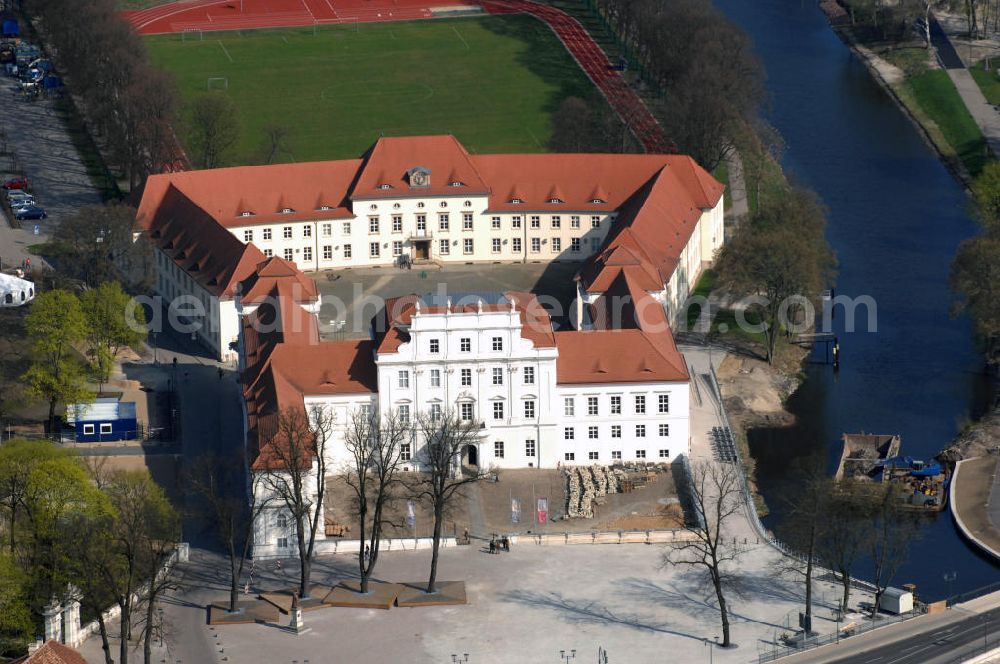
2,176 -> 27,190
6,190 -> 34,205
14,205 -> 45,220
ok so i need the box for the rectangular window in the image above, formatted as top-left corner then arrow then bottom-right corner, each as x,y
512,216 -> 522,229
463,238 -> 474,254
243,230 -> 253,242
430,369 -> 441,387
551,215 -> 561,229
492,238 -> 502,253
360,403 -> 371,419
278,537 -> 288,549
531,238 -> 541,253
564,427 -> 575,440
460,337 -> 471,352
460,402 -> 474,421
493,402 -> 504,420
525,439 -> 536,457
398,371 -> 409,388
636,425 -> 646,438
588,426 -> 599,439
343,244 -> 352,259
392,241 -> 403,257
524,400 -> 536,418
591,215 -> 601,228
283,226 -> 293,239
659,449 -> 670,458
303,246 -> 313,262
512,237 -> 522,253
417,215 -> 427,232
491,216 -> 501,229
571,215 -> 581,228
611,425 -> 621,438
370,242 -> 380,258
552,237 -> 561,252
587,396 -> 598,416
635,395 -> 646,414
401,443 -> 411,461
591,237 -> 601,250
342,221 -> 352,234
392,215 -> 403,232
495,441 -> 505,458
571,238 -> 581,253
588,451 -> 599,460
430,339 -> 440,354
530,215 -> 540,229
303,225 -> 312,238
398,404 -> 410,423
565,452 -> 575,461
430,403 -> 442,421
322,223 -> 332,237
492,336 -> 503,351
463,213 -> 474,230
461,368 -> 472,386
263,228 -> 272,240
439,239 -> 450,255
635,449 -> 646,459
659,424 -> 670,437
83,424 -> 95,435
492,368 -> 503,385
436,213 -> 447,230
263,248 -> 273,258
658,394 -> 670,413
323,245 -> 333,260
283,248 -> 293,261
369,217 -> 379,234
523,366 -> 535,384
612,450 -> 622,460
564,397 -> 575,417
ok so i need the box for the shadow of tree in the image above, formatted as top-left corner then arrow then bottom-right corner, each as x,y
498,588 -> 704,641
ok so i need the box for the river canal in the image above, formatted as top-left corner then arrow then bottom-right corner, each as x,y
713,0 -> 998,598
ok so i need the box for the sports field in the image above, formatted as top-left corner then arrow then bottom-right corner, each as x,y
145,15 -> 601,164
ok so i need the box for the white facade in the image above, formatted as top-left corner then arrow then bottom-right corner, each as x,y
0,272 -> 34,307
227,196 -> 619,270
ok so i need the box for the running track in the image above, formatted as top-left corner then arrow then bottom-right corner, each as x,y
123,0 -> 671,154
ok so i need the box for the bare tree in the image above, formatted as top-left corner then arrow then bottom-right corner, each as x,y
342,408 -> 408,594
869,483 -> 921,617
820,482 -> 878,613
410,410 -> 489,594
187,94 -> 240,169
257,405 -> 334,599
663,459 -> 746,648
258,124 -> 292,165
187,452 -> 271,612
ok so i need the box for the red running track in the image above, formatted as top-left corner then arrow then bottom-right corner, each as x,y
123,0 -> 671,153
481,0 -> 671,154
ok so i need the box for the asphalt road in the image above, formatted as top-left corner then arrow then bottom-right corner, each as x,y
826,607 -> 1000,664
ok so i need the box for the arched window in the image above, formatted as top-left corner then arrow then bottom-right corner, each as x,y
277,514 -> 288,529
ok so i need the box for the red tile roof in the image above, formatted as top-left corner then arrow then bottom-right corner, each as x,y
373,290 -> 556,355
354,135 -> 489,199
12,642 -> 88,664
237,256 -> 319,305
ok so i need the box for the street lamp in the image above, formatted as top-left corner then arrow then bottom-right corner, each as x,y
157,607 -> 163,647
559,650 -> 576,663
944,571 -> 957,605
704,638 -> 714,664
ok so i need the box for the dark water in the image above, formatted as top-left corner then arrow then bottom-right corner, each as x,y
713,0 -> 998,598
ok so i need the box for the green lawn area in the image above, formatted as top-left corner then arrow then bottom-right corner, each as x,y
146,16 -> 600,164
906,69 -> 988,176
971,60 -> 1000,105
685,268 -> 717,330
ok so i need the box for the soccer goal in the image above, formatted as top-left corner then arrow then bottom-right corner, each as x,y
181,28 -> 204,42
207,77 -> 229,91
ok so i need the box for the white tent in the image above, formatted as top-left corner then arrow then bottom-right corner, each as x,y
0,272 -> 35,307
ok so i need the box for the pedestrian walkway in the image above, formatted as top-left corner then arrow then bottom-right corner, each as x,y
951,456 -> 1000,562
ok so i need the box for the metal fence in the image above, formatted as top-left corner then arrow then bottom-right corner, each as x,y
756,609 -> 922,663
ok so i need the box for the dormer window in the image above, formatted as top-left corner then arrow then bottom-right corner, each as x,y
318,205 -> 333,211
591,198 -> 605,204
510,198 -> 523,204
406,166 -> 432,188
280,207 -> 294,214
378,183 -> 392,190
548,198 -> 563,204
239,211 -> 255,217
450,181 -> 463,187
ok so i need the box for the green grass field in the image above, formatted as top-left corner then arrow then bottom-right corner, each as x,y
971,60 -> 1000,105
906,69 -> 988,177
146,16 -> 600,164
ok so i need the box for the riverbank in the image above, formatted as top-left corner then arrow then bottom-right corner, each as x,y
716,342 -> 810,517
950,456 -> 1000,562
818,1 -> 979,188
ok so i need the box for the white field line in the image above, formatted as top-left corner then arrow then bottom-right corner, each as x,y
218,40 -> 234,62
452,25 -> 469,49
